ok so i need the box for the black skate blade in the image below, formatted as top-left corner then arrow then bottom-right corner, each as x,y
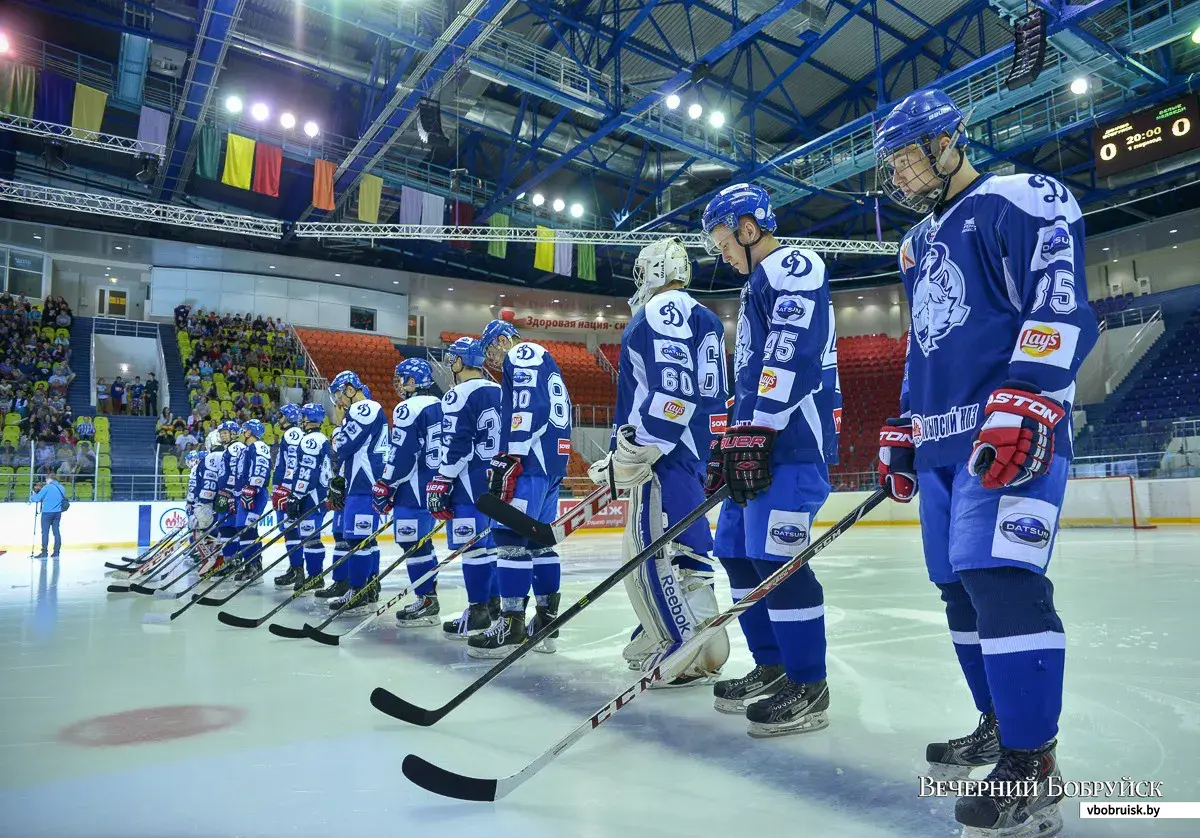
370,687 -> 440,726
402,754 -> 498,802
267,622 -> 306,639
303,623 -> 341,646
217,611 -> 263,628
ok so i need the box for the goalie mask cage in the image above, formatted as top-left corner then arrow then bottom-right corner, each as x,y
1061,475 -> 1155,529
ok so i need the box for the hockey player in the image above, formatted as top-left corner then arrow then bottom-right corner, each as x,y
271,403 -> 306,587
701,183 -> 841,737
426,337 -> 500,638
324,371 -> 387,612
373,359 -> 444,626
287,402 -> 332,591
193,432 -> 227,573
232,419 -> 271,583
588,237 -> 730,685
468,319 -> 571,657
873,89 -> 1097,838
183,449 -> 202,552
211,420 -> 244,575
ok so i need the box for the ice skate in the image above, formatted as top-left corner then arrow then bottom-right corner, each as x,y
713,664 -> 787,714
467,611 -> 525,658
315,578 -> 350,600
273,566 -> 304,588
233,560 -> 262,585
955,740 -> 1063,838
395,594 -> 440,627
927,710 -> 1001,780
443,602 -> 491,639
527,592 -> 560,654
745,678 -> 829,738
329,579 -> 379,615
293,574 -> 322,594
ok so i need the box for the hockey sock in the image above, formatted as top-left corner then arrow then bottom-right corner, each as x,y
303,543 -> 324,577
531,547 -> 560,598
406,553 -> 438,596
718,556 -> 780,667
936,580 -> 992,714
958,567 -> 1065,750
240,535 -> 260,565
497,547 -> 533,601
349,545 -> 373,589
284,534 -> 303,569
368,544 -> 380,578
461,549 -> 493,603
753,558 -> 826,684
331,540 -> 350,583
220,526 -> 239,561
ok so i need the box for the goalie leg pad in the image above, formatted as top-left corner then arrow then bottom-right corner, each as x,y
193,504 -> 215,532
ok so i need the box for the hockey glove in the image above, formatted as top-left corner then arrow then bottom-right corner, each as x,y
426,476 -> 454,521
214,491 -> 231,514
586,453 -> 612,488
611,425 -> 662,490
239,484 -> 258,509
372,479 -> 394,514
877,418 -> 917,502
703,438 -> 726,499
285,494 -> 303,521
720,427 -> 775,506
327,476 -> 347,511
968,381 -> 1063,490
271,484 -> 291,513
487,453 -> 523,503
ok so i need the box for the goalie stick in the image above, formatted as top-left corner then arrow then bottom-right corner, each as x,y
105,520 -> 221,593
133,518 -> 265,596
476,482 -> 616,547
369,486 -> 730,727
105,524 -> 186,570
218,516 -> 392,630
400,487 -> 887,802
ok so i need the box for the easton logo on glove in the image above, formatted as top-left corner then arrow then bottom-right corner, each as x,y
984,389 -> 1063,424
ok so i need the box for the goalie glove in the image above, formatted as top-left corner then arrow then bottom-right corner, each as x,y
271,484 -> 291,514
586,453 -> 612,489
372,479 -> 394,514
487,453 -> 523,503
720,427 -> 775,506
239,484 -> 258,509
968,381 -> 1063,490
326,476 -> 347,511
877,418 -> 917,502
425,476 -> 454,521
610,425 -> 661,490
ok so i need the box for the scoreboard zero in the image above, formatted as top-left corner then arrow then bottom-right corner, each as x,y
1093,95 -> 1200,178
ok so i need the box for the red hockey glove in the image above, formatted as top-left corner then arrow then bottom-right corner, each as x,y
720,426 -> 776,506
877,418 -> 917,502
703,438 -> 726,499
426,476 -> 454,521
968,381 -> 1063,490
239,484 -> 258,509
486,453 -> 523,503
271,484 -> 291,513
372,479 -> 394,514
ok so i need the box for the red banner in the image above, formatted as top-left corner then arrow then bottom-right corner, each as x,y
558,498 -> 628,529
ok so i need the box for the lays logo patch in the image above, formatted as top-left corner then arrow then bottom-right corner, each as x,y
662,400 -> 687,420
1019,325 -> 1062,358
758,370 -> 778,395
833,407 -> 843,435
511,414 -> 524,429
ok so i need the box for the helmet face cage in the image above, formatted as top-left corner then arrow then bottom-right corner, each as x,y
631,238 -> 691,312
876,138 -> 954,215
873,89 -> 969,215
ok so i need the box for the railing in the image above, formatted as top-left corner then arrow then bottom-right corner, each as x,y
425,347 -> 456,395
91,316 -> 161,337
594,347 -> 617,385
289,323 -> 328,391
89,318 -> 97,410
1103,307 -> 1163,396
1103,304 -> 1162,330
1068,452 -> 1192,480
155,332 -> 170,421
573,404 -> 614,428
1170,416 -> 1200,439
829,470 -> 880,493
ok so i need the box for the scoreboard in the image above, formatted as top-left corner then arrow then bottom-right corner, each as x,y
1093,95 -> 1200,179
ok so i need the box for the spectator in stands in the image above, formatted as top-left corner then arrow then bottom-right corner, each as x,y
0,442 -> 14,468
175,304 -> 191,329
35,440 -> 54,471
144,373 -> 159,416
96,378 -> 110,415
175,425 -> 198,455
185,408 -> 202,432
75,441 -> 96,475
109,376 -> 126,415
129,376 -> 144,415
76,416 -> 94,443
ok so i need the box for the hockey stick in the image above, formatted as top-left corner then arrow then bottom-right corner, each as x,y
218,516 -> 392,630
267,516 -> 413,638
305,522 -> 487,647
476,482 -> 617,547
105,524 -> 186,570
295,521 -> 446,642
369,486 -> 730,726
133,517 -> 264,596
105,520 -> 220,593
194,516 -> 335,607
150,515 -> 289,599
401,487 -> 887,801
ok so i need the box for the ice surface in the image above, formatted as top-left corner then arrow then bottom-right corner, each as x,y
1,526 -> 1197,837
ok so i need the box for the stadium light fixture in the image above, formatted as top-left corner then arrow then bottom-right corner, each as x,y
251,102 -> 269,121
280,112 -> 296,130
665,94 -> 680,110
0,32 -> 11,55
688,103 -> 703,120
709,111 -> 725,128
552,198 -> 566,212
1192,25 -> 1200,45
303,120 -> 320,138
532,193 -> 545,206
1069,77 -> 1088,95
225,95 -> 243,114
516,192 -> 525,201
569,202 -> 583,218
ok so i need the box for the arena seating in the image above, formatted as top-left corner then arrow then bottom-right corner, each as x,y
295,328 -> 405,414
830,334 -> 906,484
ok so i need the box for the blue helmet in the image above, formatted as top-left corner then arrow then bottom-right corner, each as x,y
300,402 -> 325,425
218,420 -> 240,435
445,336 -> 485,369
184,450 -> 202,468
279,403 -> 302,426
701,183 -> 776,256
329,370 -> 363,396
873,88 -> 967,213
395,358 -> 434,390
242,418 -> 265,439
480,319 -> 520,356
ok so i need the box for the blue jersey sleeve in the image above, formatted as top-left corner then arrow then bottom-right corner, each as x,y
186,469 -> 197,504
338,401 -> 378,459
996,176 -> 1098,398
249,441 -> 271,488
499,343 -> 553,456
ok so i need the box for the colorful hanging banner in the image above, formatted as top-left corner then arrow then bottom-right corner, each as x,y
221,133 -> 255,190
252,142 -> 282,197
70,83 -> 108,140
312,159 -> 336,211
358,173 -> 383,223
534,225 -> 554,272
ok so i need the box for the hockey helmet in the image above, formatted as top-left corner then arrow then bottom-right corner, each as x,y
394,358 -> 434,392
701,183 -> 776,258
184,450 -> 202,468
445,336 -> 485,370
279,402 -> 302,427
480,319 -> 521,360
873,88 -> 968,214
242,418 -> 265,439
631,237 -> 691,314
300,402 -> 326,426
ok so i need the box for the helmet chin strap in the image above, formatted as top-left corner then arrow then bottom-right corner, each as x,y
736,222 -> 764,273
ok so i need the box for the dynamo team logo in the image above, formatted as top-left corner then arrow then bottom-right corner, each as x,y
780,249 -> 812,277
912,242 -> 971,357
658,301 -> 685,328
516,344 -> 535,361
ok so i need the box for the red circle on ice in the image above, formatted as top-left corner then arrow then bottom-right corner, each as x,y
57,705 -> 245,747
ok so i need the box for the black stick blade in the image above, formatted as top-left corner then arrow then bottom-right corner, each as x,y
303,623 -> 341,646
369,687 -> 439,726
105,560 -> 138,570
267,622 -> 307,639
195,594 -> 230,607
402,754 -> 498,802
129,583 -> 156,595
106,583 -> 132,593
217,611 -> 262,628
476,492 -> 555,546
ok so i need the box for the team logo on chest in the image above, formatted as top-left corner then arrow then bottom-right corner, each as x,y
912,242 -> 971,357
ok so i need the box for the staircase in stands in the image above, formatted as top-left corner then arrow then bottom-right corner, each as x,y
66,316 -> 96,417
157,323 -> 193,419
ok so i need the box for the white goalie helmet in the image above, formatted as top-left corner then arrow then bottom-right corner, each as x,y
630,237 -> 691,313
205,429 -> 223,452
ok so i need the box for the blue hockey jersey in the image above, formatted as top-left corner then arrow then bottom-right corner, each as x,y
239,440 -> 271,489
383,395 -> 443,508
731,246 -> 840,464
438,377 -> 502,501
294,431 -> 332,505
273,426 -> 304,489
615,288 -> 728,466
222,442 -> 246,493
186,461 -> 199,505
896,174 -> 1098,468
498,341 -> 571,479
337,399 -> 388,494
197,450 -> 225,502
